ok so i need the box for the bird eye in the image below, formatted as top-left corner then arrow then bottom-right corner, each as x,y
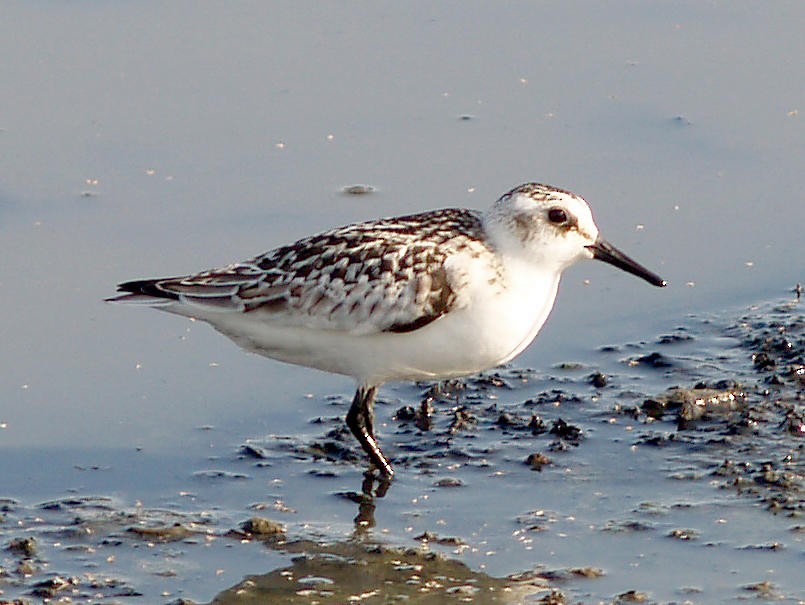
547,208 -> 568,224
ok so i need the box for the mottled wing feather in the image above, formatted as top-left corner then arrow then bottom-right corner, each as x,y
115,209 -> 493,335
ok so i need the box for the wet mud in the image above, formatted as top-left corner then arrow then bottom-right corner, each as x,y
268,298 -> 802,516
211,539 -> 554,605
1,296 -> 802,603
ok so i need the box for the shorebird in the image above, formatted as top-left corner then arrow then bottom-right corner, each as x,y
108,183 -> 665,477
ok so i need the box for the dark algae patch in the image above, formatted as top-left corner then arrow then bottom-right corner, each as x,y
209,540 -> 555,604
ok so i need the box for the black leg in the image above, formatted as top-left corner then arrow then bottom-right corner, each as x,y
346,385 -> 394,478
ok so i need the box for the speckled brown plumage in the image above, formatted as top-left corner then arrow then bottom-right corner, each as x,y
116,208 -> 500,335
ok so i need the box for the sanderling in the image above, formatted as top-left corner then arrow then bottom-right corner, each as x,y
109,183 -> 665,477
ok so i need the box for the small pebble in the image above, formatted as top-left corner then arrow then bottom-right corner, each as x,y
241,517 -> 285,536
525,453 -> 551,470
6,537 -> 37,557
433,477 -> 463,488
615,589 -> 649,602
589,371 -> 608,388
342,184 -> 375,195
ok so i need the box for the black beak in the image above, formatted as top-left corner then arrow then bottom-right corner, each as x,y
586,238 -> 666,287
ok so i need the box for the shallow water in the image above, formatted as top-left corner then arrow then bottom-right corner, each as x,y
1,297 -> 803,603
1,2 -> 803,604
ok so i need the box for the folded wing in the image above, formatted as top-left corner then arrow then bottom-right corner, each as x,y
109,209 -> 491,336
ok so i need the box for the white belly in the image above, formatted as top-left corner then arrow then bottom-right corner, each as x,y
191,263 -> 560,386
